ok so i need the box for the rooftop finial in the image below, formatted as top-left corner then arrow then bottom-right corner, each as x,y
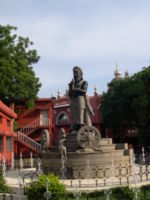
124,70 -> 129,78
94,84 -> 98,96
65,86 -> 69,96
57,88 -> 61,99
114,62 -> 122,79
51,92 -> 54,98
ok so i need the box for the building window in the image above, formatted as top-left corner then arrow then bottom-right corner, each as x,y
6,119 -> 10,127
56,112 -> 69,125
0,116 -> 2,124
6,137 -> 12,152
40,110 -> 49,126
0,136 -> 4,152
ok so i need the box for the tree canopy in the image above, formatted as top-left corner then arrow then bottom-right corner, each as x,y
0,25 -> 41,107
100,66 -> 150,145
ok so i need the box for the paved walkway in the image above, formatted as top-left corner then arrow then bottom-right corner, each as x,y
4,167 -> 150,193
5,168 -> 36,192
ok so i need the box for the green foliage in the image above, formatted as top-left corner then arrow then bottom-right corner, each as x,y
111,186 -> 134,200
26,173 -> 66,200
100,66 -> 150,145
0,170 -> 8,193
66,187 -> 134,200
25,183 -> 150,200
101,78 -> 134,141
139,184 -> 150,200
13,119 -> 18,131
0,24 -> 41,108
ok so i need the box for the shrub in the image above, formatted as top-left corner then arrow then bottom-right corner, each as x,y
111,186 -> 134,200
26,173 -> 66,200
139,184 -> 150,200
0,170 -> 8,193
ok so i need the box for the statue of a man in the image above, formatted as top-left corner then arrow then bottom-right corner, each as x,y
68,66 -> 94,132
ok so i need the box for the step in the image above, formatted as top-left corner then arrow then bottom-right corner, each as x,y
98,138 -> 112,145
99,144 -> 116,151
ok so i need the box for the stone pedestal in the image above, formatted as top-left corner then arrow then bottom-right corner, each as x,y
39,137 -> 133,179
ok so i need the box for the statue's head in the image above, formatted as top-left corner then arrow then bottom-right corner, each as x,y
73,66 -> 83,82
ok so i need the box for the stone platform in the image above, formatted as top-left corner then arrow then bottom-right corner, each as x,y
39,137 -> 133,179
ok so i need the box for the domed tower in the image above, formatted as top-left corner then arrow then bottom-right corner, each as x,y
110,63 -> 122,83
107,63 -> 122,89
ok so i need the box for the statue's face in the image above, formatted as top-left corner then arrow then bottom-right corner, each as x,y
73,69 -> 82,82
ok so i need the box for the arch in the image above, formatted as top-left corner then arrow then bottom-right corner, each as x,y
56,111 -> 69,125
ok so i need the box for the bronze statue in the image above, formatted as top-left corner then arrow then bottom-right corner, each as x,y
68,66 -> 94,132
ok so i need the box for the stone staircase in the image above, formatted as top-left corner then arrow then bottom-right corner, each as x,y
14,117 -> 50,152
15,117 -> 50,152
15,130 -> 41,152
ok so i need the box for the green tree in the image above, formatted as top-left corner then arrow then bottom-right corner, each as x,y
100,78 -> 134,142
130,67 -> 150,145
100,66 -> 150,145
0,170 -> 8,193
0,25 -> 41,108
26,173 -> 66,200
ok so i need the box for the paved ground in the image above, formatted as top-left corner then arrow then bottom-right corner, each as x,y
2,166 -> 150,200
4,166 -> 150,193
5,168 -> 36,192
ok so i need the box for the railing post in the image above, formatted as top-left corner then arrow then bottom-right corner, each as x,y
3,193 -> 6,200
10,191 -> 13,200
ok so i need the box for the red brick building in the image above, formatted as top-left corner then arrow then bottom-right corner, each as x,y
15,98 -> 53,156
15,86 -> 104,155
0,101 -> 17,165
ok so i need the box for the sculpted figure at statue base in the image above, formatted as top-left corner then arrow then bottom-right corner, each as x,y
58,128 -> 67,161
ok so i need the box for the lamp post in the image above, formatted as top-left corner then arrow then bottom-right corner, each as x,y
60,156 -> 66,179
44,177 -> 51,200
37,158 -> 42,176
2,155 -> 6,177
73,184 -> 81,200
30,151 -> 33,168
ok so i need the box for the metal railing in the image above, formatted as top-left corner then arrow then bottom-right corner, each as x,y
16,131 -> 41,151
18,117 -> 49,136
15,117 -> 50,151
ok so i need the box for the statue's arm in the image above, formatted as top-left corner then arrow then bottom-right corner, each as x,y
75,81 -> 88,94
68,80 -> 74,97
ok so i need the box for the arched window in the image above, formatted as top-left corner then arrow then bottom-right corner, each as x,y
56,112 -> 69,125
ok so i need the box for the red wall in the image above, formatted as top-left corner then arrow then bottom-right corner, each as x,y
15,99 -> 53,155
0,102 -> 16,166
15,95 -> 102,153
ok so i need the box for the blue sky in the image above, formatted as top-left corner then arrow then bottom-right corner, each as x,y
0,0 -> 150,97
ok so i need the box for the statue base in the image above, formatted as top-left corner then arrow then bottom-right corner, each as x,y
39,137 -> 133,179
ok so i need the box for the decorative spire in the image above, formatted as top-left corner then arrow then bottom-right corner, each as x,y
57,88 -> 61,99
114,63 -> 122,79
94,84 -> 98,96
51,92 -> 54,98
124,70 -> 129,78
65,86 -> 69,96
